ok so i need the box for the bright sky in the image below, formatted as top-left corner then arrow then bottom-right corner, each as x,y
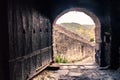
56,11 -> 95,25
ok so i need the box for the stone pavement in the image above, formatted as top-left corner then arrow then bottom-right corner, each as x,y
32,57 -> 120,80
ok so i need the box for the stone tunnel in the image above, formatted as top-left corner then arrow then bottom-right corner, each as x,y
0,0 -> 120,80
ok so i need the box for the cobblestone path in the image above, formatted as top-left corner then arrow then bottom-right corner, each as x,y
32,57 -> 120,80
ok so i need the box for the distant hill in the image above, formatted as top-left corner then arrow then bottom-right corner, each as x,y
59,23 -> 95,41
53,24 -> 94,46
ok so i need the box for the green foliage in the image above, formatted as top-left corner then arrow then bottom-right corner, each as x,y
55,56 -> 67,63
62,58 -> 67,63
90,38 -> 94,42
55,56 -> 61,63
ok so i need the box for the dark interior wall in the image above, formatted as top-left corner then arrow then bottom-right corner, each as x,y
8,1 -> 52,80
7,0 -> 52,80
0,0 -> 9,80
50,0 -> 109,22
110,0 -> 120,69
7,0 -> 52,57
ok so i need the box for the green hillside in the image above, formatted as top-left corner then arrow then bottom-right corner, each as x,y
59,23 -> 95,41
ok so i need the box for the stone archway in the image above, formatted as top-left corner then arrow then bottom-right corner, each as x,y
53,7 -> 101,52
53,7 -> 101,63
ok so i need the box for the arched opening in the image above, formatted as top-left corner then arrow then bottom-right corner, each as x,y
52,8 -> 101,64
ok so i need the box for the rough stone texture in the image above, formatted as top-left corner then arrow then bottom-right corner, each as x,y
68,72 -> 83,76
32,57 -> 120,80
57,70 -> 69,75
53,24 -> 95,62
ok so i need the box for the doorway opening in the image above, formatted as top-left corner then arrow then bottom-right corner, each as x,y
52,8 -> 101,65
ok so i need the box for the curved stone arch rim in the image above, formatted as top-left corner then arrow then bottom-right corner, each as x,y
53,7 -> 101,50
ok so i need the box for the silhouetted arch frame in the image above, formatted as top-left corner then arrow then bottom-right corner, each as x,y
53,8 -> 101,50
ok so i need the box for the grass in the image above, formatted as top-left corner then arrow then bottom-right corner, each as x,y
55,55 -> 90,63
55,56 -> 67,63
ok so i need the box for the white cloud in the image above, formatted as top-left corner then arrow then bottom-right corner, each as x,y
56,11 -> 95,25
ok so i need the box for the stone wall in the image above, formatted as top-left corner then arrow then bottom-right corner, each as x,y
53,24 -> 95,62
